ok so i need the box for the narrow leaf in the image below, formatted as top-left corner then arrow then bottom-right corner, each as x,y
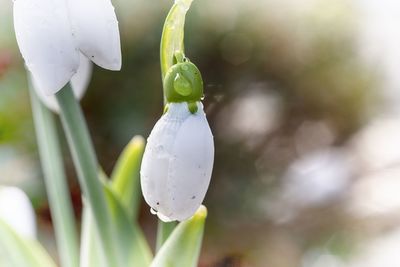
0,220 -> 57,267
79,202 -> 107,267
150,206 -> 207,267
111,135 -> 145,219
80,183 -> 153,267
104,185 -> 153,267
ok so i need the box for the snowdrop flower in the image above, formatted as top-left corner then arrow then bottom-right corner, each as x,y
33,53 -> 93,112
141,60 -> 214,222
13,0 -> 121,95
0,186 -> 36,238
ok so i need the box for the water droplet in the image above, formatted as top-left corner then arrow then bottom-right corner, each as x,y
174,73 -> 192,96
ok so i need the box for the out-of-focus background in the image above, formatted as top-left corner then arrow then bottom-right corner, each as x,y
1,0 -> 400,266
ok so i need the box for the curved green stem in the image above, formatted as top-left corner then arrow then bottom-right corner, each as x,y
156,221 -> 177,252
28,78 -> 79,267
55,85 -> 119,267
160,0 -> 194,80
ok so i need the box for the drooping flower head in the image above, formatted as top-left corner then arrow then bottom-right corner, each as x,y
140,0 -> 214,222
13,0 -> 121,96
140,53 -> 215,221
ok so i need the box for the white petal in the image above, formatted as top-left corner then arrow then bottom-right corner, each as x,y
140,102 -> 214,221
13,0 -> 79,95
71,53 -> 93,100
68,0 -> 122,70
33,53 -> 93,112
168,107 -> 214,221
141,104 -> 189,220
0,186 -> 36,239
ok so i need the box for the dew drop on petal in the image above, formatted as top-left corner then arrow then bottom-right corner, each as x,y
150,208 -> 157,215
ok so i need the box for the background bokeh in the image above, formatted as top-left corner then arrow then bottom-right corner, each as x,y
1,0 -> 400,266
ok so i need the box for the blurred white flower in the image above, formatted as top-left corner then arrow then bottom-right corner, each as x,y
351,116 -> 400,171
0,186 -> 36,238
140,102 -> 214,222
357,0 -> 400,113
348,226 -> 400,267
348,168 -> 400,217
302,249 -> 345,267
216,87 -> 281,149
13,0 -> 121,95
282,148 -> 352,207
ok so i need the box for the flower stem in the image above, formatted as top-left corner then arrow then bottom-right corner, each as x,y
160,0 -> 193,79
156,221 -> 177,252
55,85 -> 118,267
28,78 -> 79,267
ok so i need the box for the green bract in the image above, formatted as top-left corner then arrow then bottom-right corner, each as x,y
163,61 -> 203,113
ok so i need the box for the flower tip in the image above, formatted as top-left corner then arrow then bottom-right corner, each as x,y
92,55 -> 121,71
108,60 -> 122,71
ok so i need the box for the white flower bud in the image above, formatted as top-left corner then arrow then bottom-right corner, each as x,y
140,102 -> 214,222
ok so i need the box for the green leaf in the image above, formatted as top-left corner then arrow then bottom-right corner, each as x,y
80,183 -> 153,267
150,206 -> 207,267
111,135 -> 145,220
0,220 -> 57,267
79,202 -> 107,267
104,186 -> 153,267
160,0 -> 194,80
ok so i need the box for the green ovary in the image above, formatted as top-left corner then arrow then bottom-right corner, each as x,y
163,61 -> 204,110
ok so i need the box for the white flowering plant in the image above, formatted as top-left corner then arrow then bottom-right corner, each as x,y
0,0 -> 213,266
